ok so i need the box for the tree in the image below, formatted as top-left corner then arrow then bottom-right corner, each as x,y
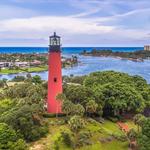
64,85 -> 93,107
32,75 -> 42,84
68,115 -> 85,132
72,104 -> 85,116
5,83 -> 46,105
0,80 -> 5,88
63,71 -> 150,118
84,71 -> 150,116
0,104 -> 48,142
0,123 -> 27,150
86,100 -> 98,116
102,83 -> 145,116
127,129 -> 137,142
26,73 -> 32,79
138,118 -> 150,150
12,76 -> 25,82
2,78 -> 8,88
62,100 -> 74,116
133,114 -> 146,132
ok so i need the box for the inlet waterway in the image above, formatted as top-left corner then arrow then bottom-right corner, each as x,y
1,54 -> 150,83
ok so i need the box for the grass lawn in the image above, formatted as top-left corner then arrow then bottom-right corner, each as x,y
0,65 -> 48,74
27,66 -> 48,72
78,119 -> 128,150
101,120 -> 123,135
0,68 -> 25,74
29,118 -> 129,150
101,140 -> 128,150
78,140 -> 128,150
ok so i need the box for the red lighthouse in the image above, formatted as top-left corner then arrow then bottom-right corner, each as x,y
47,32 -> 62,114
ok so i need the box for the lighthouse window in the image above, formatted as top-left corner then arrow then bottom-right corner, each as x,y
54,78 -> 57,82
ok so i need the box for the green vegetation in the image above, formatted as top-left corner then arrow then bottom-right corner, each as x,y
0,123 -> 28,150
138,118 -> 150,150
0,71 -> 150,149
81,49 -> 150,60
63,71 -> 150,118
0,65 -> 48,74
0,77 -> 48,149
0,53 -> 78,74
30,118 -> 129,150
0,53 -> 47,63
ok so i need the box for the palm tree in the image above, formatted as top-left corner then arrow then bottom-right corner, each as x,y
2,78 -> 8,88
133,114 -> 146,132
127,129 -> 137,142
68,115 -> 85,132
86,100 -> 98,116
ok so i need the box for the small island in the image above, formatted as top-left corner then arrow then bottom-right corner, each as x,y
81,49 -> 150,62
0,53 -> 78,74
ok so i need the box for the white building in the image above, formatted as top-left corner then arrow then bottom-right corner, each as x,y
15,62 -> 29,67
0,62 -> 29,68
0,62 -> 12,68
144,45 -> 150,51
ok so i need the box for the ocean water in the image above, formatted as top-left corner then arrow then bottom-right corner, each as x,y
0,47 -> 150,83
0,47 -> 143,54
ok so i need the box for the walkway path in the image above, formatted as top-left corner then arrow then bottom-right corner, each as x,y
117,121 -> 130,133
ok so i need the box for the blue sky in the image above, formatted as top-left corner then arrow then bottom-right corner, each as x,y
0,0 -> 150,46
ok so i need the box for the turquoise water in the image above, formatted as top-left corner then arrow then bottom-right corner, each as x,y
0,47 -> 143,54
0,47 -> 150,83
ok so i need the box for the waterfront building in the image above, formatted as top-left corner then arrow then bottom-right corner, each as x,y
144,45 -> 150,51
0,62 -> 29,68
47,32 -> 62,113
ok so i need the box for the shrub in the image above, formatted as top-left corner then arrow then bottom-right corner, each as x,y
0,123 -> 27,150
76,131 -> 92,147
53,140 -> 59,150
9,139 -> 28,150
107,117 -> 118,123
61,131 -> 74,147
12,76 -> 26,82
68,115 -> 85,132
0,80 -> 5,88
72,104 -> 85,116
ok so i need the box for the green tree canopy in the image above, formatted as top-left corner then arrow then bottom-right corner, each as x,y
0,123 -> 27,150
0,104 -> 48,142
83,71 -> 149,116
138,118 -> 150,150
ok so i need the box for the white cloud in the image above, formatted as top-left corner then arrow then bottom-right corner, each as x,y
0,16 -> 114,35
0,0 -> 150,46
0,4 -> 37,19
